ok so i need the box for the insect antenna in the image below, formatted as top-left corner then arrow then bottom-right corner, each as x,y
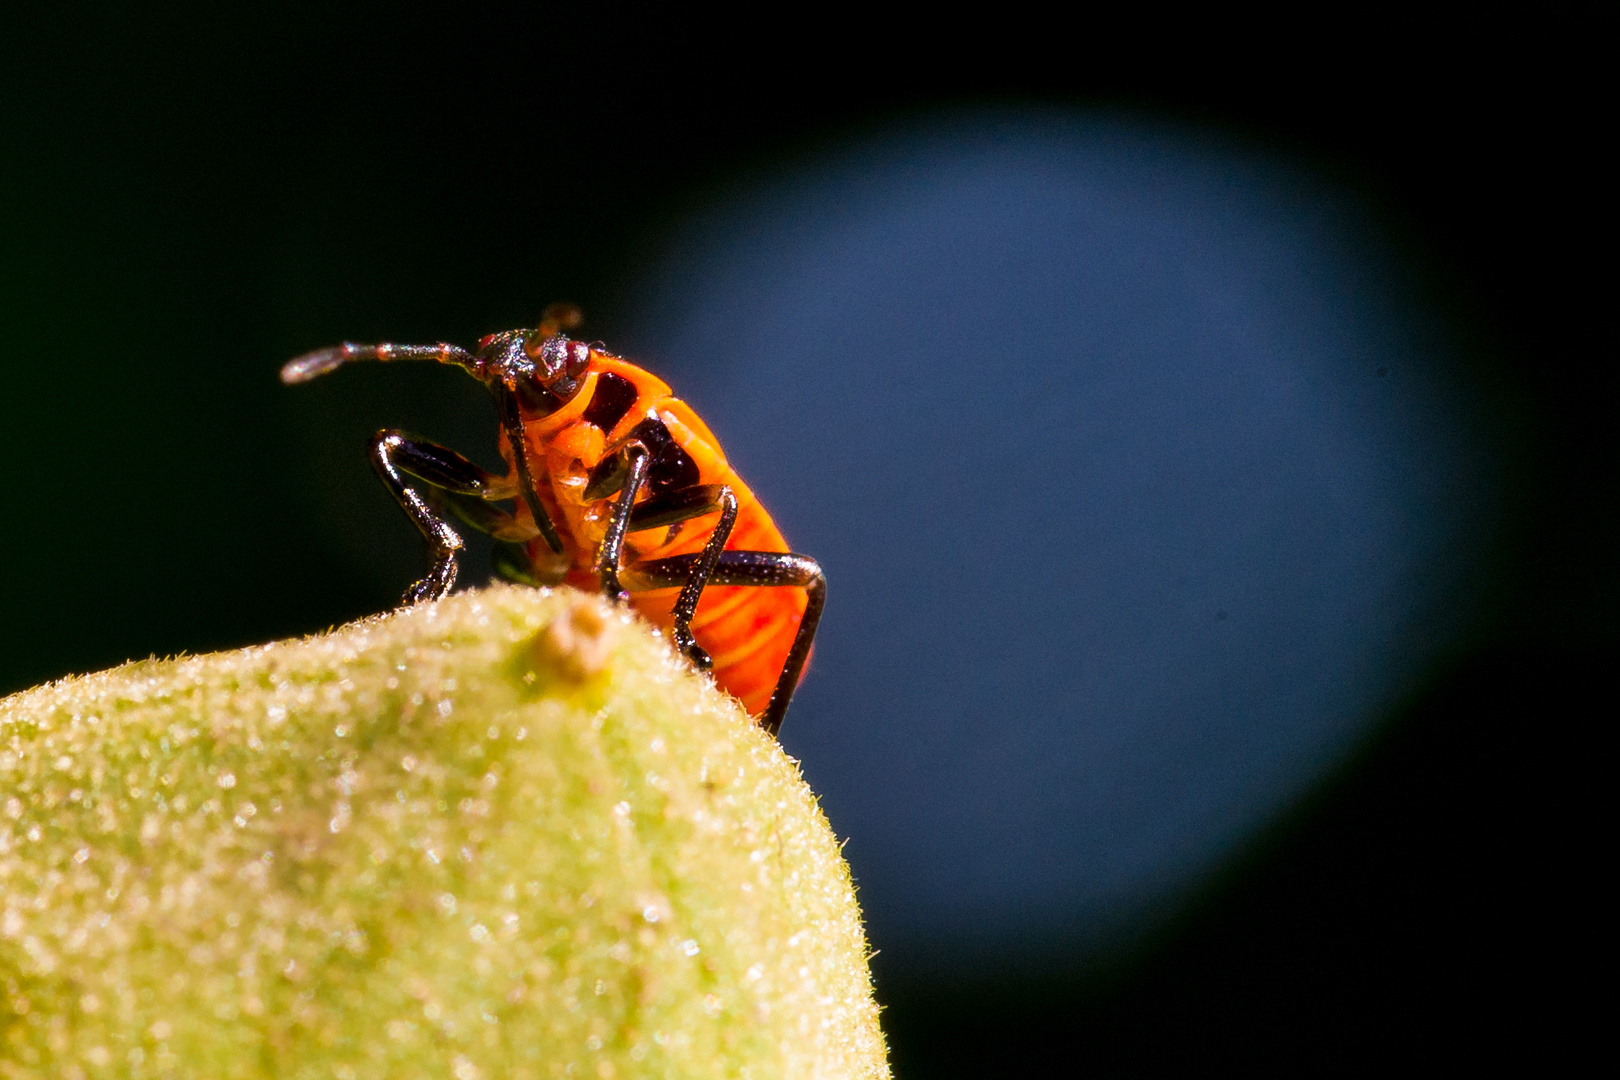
536,302 -> 584,339
280,342 -> 481,385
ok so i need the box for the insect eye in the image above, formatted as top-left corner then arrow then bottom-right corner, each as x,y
528,335 -> 568,380
565,340 -> 591,378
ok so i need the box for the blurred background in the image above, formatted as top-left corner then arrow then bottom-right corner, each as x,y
1,9 -> 1607,1073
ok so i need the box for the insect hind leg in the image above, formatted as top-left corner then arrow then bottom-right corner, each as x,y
624,551 -> 825,738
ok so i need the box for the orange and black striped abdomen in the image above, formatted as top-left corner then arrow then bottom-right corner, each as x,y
507,353 -> 810,717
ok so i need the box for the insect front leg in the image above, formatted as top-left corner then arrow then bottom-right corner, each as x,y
496,387 -> 565,556
624,550 -> 825,738
368,430 -> 529,605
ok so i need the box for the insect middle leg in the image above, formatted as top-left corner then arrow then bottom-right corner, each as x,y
623,550 -> 825,737
368,430 -> 529,605
596,472 -> 741,669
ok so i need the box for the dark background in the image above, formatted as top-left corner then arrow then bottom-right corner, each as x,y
1,10 -> 1608,1073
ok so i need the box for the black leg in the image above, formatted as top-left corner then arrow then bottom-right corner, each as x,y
372,428 -> 539,543
624,551 -> 825,737
595,441 -> 651,602
666,489 -> 738,671
369,432 -> 469,605
369,429 -> 548,603
371,429 -> 516,499
616,483 -> 741,668
496,386 -> 565,555
623,485 -> 729,532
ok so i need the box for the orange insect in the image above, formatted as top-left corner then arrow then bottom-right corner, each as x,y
281,305 -> 823,737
